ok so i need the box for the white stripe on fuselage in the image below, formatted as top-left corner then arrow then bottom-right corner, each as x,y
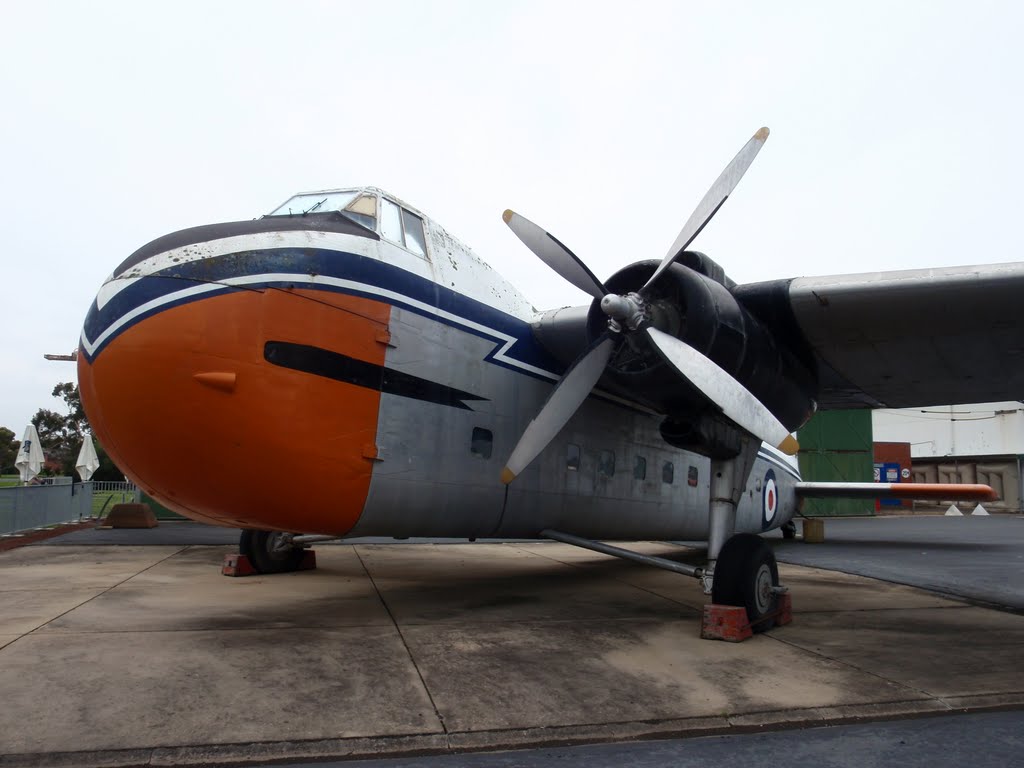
99,229 -> 533,319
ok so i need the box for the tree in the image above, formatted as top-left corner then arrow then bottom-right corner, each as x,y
30,382 -> 125,480
32,407 -> 78,475
0,426 -> 19,475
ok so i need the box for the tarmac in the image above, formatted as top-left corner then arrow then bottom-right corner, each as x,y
0,519 -> 1022,767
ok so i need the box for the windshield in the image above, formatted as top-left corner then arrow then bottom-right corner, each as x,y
267,190 -> 378,231
268,191 -> 359,217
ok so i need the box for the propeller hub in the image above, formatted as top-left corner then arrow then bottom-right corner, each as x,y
600,292 -> 647,331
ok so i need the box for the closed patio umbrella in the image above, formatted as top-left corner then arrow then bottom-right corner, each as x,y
76,437 -> 100,482
15,424 -> 45,484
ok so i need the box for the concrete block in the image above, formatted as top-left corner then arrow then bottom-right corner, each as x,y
103,503 -> 158,529
802,518 -> 825,543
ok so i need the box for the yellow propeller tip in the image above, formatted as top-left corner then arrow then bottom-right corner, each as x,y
754,126 -> 770,142
500,467 -> 516,485
502,209 -> 514,224
778,435 -> 799,455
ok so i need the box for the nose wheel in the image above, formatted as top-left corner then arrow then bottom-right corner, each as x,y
239,529 -> 306,574
710,533 -> 781,632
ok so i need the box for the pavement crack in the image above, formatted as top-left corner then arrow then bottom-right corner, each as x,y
354,546 -> 451,744
15,546 -> 191,640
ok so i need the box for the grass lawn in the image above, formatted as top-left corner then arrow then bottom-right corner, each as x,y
92,489 -> 138,517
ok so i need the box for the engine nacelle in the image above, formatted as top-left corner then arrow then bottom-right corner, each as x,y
586,257 -> 817,433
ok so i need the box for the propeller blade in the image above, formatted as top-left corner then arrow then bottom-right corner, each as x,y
645,326 -> 798,455
501,335 -> 616,484
503,210 -> 607,301
641,127 -> 769,293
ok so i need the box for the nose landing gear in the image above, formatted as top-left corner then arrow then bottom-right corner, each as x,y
238,530 -> 307,574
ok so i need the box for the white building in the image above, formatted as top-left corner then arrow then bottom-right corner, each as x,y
872,402 -> 1024,511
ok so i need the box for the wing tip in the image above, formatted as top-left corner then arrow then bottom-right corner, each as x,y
755,126 -> 770,142
502,209 -> 514,224
501,467 -> 516,485
778,434 -> 799,455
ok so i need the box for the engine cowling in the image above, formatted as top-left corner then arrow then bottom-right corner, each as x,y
585,257 -> 818,434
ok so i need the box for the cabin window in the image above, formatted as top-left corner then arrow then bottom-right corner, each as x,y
566,443 -> 580,471
662,461 -> 674,484
633,456 -> 647,480
688,465 -> 699,487
598,450 -> 615,477
470,428 -> 493,459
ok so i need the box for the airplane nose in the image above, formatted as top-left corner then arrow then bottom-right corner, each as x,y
78,276 -> 392,534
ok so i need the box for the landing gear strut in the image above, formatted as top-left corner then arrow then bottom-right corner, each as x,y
238,530 -> 306,574
700,436 -> 787,631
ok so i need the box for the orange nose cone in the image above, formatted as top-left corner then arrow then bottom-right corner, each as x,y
79,285 -> 391,534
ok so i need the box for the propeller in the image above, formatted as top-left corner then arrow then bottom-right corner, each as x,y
500,335 -> 615,484
641,127 -> 769,294
502,210 -> 607,300
645,327 -> 799,455
500,127 -> 796,485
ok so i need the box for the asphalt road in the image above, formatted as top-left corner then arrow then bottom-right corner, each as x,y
767,516 -> 1024,611
260,709 -> 1024,768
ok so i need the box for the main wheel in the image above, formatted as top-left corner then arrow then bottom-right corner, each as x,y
711,533 -> 780,632
239,530 -> 305,574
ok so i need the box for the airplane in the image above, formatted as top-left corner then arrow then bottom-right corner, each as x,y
77,128 -> 1019,632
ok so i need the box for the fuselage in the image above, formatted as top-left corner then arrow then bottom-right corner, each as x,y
78,187 -> 798,540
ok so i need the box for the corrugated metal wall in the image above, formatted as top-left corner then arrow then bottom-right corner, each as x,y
798,410 -> 875,516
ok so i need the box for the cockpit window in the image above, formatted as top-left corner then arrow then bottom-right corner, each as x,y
402,209 -> 427,257
267,190 -> 378,232
268,191 -> 358,217
342,194 -> 377,230
381,198 -> 403,244
380,197 -> 428,257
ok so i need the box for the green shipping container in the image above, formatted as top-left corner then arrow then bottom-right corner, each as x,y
797,410 -> 875,516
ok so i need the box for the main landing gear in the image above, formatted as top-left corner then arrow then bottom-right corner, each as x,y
711,532 -> 781,632
703,437 -> 785,633
543,436 -> 787,637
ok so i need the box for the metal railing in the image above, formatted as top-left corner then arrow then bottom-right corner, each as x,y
89,481 -> 138,518
0,482 -> 95,536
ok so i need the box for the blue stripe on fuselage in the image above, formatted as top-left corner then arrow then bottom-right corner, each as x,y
81,247 -> 565,380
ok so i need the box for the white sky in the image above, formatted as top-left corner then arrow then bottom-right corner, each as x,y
1,0 -> 1022,433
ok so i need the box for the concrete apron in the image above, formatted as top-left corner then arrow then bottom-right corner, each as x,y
0,542 -> 1021,767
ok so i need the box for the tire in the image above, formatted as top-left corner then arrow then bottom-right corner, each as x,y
781,521 -> 797,540
711,533 -> 780,632
238,529 -> 305,574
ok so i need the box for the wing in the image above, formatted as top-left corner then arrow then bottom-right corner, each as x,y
734,262 -> 1024,410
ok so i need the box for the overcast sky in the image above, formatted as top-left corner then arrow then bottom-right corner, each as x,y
1,0 -> 1022,433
